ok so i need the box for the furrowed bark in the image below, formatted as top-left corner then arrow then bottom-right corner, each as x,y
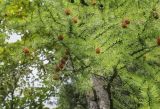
86,88 -> 99,109
87,75 -> 110,109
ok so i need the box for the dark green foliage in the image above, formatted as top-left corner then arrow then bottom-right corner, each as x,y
58,84 -> 87,109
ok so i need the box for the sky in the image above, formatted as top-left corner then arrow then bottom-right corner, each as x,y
6,32 -> 22,43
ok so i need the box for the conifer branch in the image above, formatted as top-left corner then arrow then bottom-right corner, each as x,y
147,86 -> 151,108
103,40 -> 122,52
128,0 -> 159,47
61,42 -> 76,73
130,47 -> 147,56
43,2 -> 65,27
135,45 -> 158,59
37,6 -> 45,26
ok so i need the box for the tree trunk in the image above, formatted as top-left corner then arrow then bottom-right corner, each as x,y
86,75 -> 110,109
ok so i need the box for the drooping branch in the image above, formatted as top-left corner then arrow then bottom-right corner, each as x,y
128,0 -> 159,47
42,2 -> 65,27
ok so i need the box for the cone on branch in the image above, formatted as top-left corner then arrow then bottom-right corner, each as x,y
53,73 -> 61,80
152,11 -> 159,19
23,48 -> 30,54
72,17 -> 78,24
91,0 -> 96,5
58,35 -> 64,41
96,47 -> 101,54
121,19 -> 130,28
157,37 -> 160,45
64,8 -> 71,15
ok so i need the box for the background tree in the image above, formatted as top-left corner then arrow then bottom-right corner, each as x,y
0,0 -> 160,109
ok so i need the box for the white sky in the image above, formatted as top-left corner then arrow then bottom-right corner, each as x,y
6,32 -> 21,43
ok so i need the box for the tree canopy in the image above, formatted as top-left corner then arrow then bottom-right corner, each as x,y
0,0 -> 160,109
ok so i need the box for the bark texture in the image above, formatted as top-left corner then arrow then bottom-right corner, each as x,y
86,75 -> 110,109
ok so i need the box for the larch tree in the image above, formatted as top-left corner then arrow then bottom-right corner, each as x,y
0,0 -> 160,109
